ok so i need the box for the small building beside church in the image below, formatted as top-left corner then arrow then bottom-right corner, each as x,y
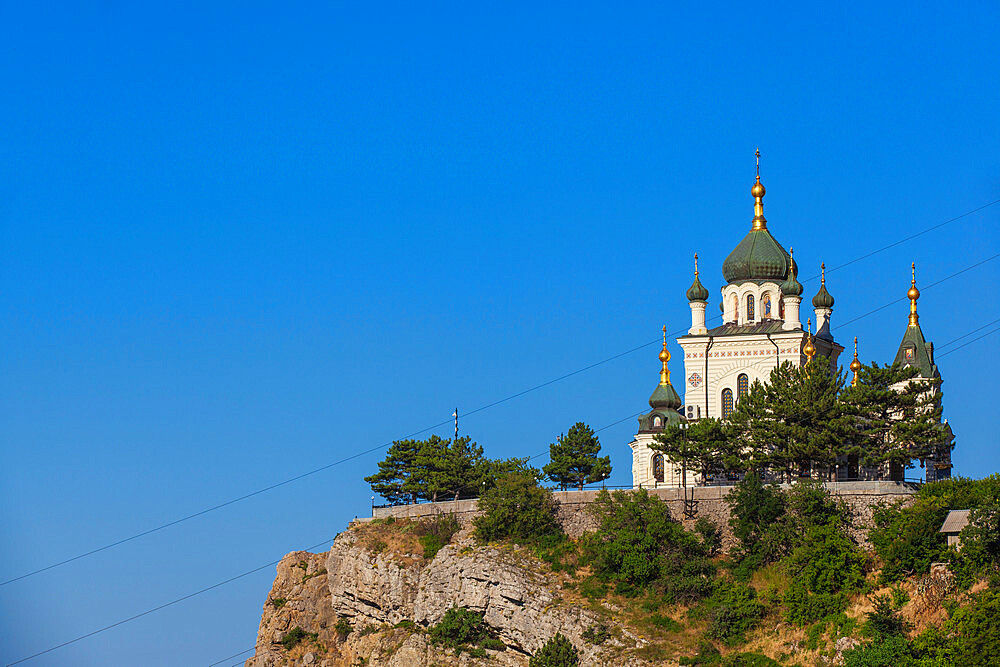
629,155 -> 953,488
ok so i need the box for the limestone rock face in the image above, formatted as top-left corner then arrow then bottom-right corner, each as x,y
246,527 -> 645,667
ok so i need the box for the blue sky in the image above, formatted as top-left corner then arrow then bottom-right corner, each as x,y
2,2 -> 999,664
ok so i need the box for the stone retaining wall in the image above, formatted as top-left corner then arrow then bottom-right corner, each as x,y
371,481 -> 917,548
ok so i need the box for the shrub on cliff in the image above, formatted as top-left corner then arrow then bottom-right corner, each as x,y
474,470 -> 561,543
783,520 -> 866,624
702,580 -> 766,644
429,607 -> 504,653
529,633 -> 579,667
870,496 -> 949,584
583,489 -> 714,601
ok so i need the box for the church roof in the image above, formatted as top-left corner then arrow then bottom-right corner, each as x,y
721,229 -> 792,284
684,319 -> 788,337
893,322 -> 939,379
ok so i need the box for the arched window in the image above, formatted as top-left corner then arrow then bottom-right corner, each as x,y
762,294 -> 772,319
722,388 -> 734,418
746,294 -> 755,321
737,373 -> 749,401
652,454 -> 664,483
779,297 -> 785,319
653,415 -> 662,428
732,295 -> 739,322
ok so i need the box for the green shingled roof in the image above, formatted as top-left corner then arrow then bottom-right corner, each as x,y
721,229 -> 791,284
894,323 -> 939,379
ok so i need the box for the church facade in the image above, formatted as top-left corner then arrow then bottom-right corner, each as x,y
629,156 -> 951,488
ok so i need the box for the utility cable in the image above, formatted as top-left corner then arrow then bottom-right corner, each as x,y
4,200 -> 996,588
800,197 -> 1000,282
4,538 -> 337,666
0,341 -> 659,588
835,252 -> 1000,330
206,646 -> 254,667
937,325 -> 1000,358
935,318 -> 1000,352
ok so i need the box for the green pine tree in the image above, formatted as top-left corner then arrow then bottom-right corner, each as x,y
543,422 -> 611,491
364,438 -> 426,504
840,361 -> 951,479
652,417 -> 732,485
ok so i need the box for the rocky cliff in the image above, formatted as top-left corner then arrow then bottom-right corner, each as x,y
245,521 -> 650,667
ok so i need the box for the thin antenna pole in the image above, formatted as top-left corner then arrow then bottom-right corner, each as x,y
453,408 -> 459,440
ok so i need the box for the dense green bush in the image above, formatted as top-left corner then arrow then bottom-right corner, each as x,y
474,470 -> 561,543
782,519 -> 866,624
428,607 -> 493,651
704,580 -> 765,644
584,489 -> 714,601
842,634 -> 912,667
870,496 -> 948,584
725,473 -> 788,574
529,633 -> 579,667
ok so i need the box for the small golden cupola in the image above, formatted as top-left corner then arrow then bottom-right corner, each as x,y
850,337 -> 862,386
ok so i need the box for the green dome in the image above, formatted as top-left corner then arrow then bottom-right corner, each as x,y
686,273 -> 709,302
721,229 -> 791,284
812,283 -> 835,308
649,381 -> 681,410
781,257 -> 803,296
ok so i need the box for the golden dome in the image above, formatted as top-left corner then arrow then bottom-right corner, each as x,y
751,181 -> 765,198
659,347 -> 670,363
803,339 -> 816,358
850,356 -> 862,372
907,284 -> 920,301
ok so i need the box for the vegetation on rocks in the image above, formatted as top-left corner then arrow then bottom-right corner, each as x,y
529,633 -> 579,667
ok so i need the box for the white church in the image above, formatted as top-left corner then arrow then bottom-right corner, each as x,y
629,155 -> 948,488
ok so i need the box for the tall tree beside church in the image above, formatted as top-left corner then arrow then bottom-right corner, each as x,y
726,378 -> 773,475
728,359 -> 849,481
543,422 -> 611,491
365,438 -> 426,504
652,417 -> 733,485
840,361 -> 950,476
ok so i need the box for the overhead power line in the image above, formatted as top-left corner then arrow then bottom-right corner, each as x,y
3,198 -> 997,589
4,538 -> 337,666
0,341 -> 659,588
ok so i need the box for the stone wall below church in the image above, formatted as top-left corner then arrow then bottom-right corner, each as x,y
370,481 -> 917,551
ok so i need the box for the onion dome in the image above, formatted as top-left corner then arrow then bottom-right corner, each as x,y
649,327 -> 682,410
812,262 -> 835,308
781,247 -> 804,296
721,151 -> 792,284
686,253 -> 710,302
